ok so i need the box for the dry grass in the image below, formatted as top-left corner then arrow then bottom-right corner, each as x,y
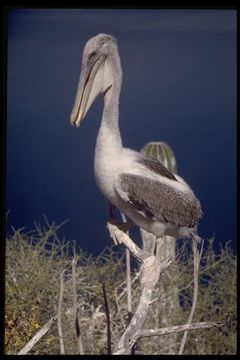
5,220 -> 236,355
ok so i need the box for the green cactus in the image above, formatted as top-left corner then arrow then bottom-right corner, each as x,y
141,141 -> 177,174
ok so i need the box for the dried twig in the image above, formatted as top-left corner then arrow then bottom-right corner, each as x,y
178,237 -> 204,354
140,321 -> 223,338
102,281 -> 112,355
126,248 -> 132,322
72,251 -> 84,355
117,269 -> 141,301
57,270 -> 65,354
17,316 -> 56,355
120,212 -> 133,323
120,212 -> 134,353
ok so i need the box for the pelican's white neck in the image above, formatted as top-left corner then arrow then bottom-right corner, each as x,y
95,44 -> 123,155
94,43 -> 124,198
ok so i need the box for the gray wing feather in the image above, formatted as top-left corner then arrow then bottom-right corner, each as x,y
138,156 -> 177,181
117,174 -> 202,228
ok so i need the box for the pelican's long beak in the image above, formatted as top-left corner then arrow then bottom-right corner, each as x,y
70,54 -> 113,127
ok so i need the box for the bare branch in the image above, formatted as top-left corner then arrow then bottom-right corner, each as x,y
178,237 -> 204,354
126,248 -> 132,322
17,316 -> 56,355
107,222 -> 150,262
113,250 -> 172,355
140,321 -> 223,338
120,212 -> 135,354
120,212 -> 133,323
113,287 -> 153,355
57,270 -> 65,354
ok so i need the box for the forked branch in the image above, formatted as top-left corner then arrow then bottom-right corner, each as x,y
108,225 -> 172,355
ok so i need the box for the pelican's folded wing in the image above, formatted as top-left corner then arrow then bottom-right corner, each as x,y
115,173 -> 202,228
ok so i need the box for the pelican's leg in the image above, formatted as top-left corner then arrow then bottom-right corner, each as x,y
116,219 -> 134,232
106,200 -> 135,233
107,200 -> 115,220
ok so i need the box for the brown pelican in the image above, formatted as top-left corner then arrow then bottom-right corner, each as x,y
70,33 -> 202,240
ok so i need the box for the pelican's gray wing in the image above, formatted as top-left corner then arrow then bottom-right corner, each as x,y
116,173 -> 202,228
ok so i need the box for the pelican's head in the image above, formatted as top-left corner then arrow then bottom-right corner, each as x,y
70,34 -> 116,127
